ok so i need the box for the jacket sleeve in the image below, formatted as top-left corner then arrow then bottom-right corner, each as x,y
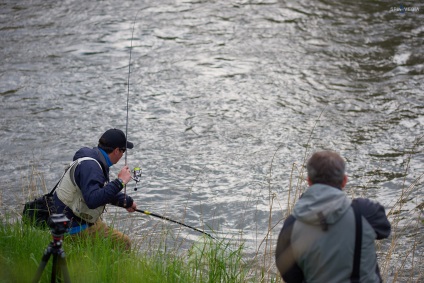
354,198 -> 391,239
75,161 -> 123,209
110,192 -> 134,208
275,215 -> 305,283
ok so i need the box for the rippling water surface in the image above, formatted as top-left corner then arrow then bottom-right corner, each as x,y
1,0 -> 423,280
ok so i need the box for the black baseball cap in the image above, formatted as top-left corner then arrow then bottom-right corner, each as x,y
99,129 -> 134,150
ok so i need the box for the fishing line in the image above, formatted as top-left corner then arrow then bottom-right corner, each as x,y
124,15 -> 137,165
123,13 -> 139,206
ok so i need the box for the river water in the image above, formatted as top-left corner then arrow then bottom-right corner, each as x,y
1,0 -> 423,281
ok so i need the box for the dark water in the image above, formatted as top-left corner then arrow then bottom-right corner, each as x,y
1,0 -> 423,281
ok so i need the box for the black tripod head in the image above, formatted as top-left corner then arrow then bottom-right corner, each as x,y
47,214 -> 71,238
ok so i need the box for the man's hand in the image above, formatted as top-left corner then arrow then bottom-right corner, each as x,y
126,202 -> 137,213
118,165 -> 132,184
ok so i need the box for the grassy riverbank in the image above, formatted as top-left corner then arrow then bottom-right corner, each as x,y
0,216 -> 269,283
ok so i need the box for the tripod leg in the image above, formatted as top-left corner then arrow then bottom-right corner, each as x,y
58,253 -> 71,283
32,247 -> 52,283
51,253 -> 59,283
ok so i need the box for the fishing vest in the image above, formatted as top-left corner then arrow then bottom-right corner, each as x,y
56,157 -> 105,223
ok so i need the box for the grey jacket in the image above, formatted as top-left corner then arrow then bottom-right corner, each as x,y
275,184 -> 391,283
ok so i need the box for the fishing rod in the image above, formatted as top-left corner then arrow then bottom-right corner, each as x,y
123,13 -> 139,207
124,15 -> 136,166
135,208 -> 215,239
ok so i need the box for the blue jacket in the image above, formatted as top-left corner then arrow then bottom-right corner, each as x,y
53,147 -> 133,227
275,184 -> 391,283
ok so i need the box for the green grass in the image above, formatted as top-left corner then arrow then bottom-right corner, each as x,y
0,217 -> 259,283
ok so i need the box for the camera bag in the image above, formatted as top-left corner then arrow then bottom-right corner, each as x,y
22,164 -> 70,228
22,181 -> 60,228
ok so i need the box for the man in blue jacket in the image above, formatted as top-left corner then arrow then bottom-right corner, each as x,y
54,128 -> 137,250
275,150 -> 391,283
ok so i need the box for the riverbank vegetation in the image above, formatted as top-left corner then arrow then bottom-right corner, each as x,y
0,216 -> 270,283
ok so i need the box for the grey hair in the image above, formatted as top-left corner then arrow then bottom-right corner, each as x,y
306,150 -> 346,188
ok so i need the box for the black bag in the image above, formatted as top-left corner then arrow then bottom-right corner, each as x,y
22,174 -> 65,227
22,192 -> 55,227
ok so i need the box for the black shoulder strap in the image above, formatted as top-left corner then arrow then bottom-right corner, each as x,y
47,160 -> 78,195
351,200 -> 362,283
47,170 -> 68,195
47,179 -> 61,195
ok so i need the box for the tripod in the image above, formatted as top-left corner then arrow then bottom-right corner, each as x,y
32,233 -> 71,283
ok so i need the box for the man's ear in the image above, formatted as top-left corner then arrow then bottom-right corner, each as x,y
341,175 -> 348,189
109,147 -> 119,159
307,177 -> 313,186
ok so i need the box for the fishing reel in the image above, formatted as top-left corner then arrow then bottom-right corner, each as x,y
131,167 -> 142,191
